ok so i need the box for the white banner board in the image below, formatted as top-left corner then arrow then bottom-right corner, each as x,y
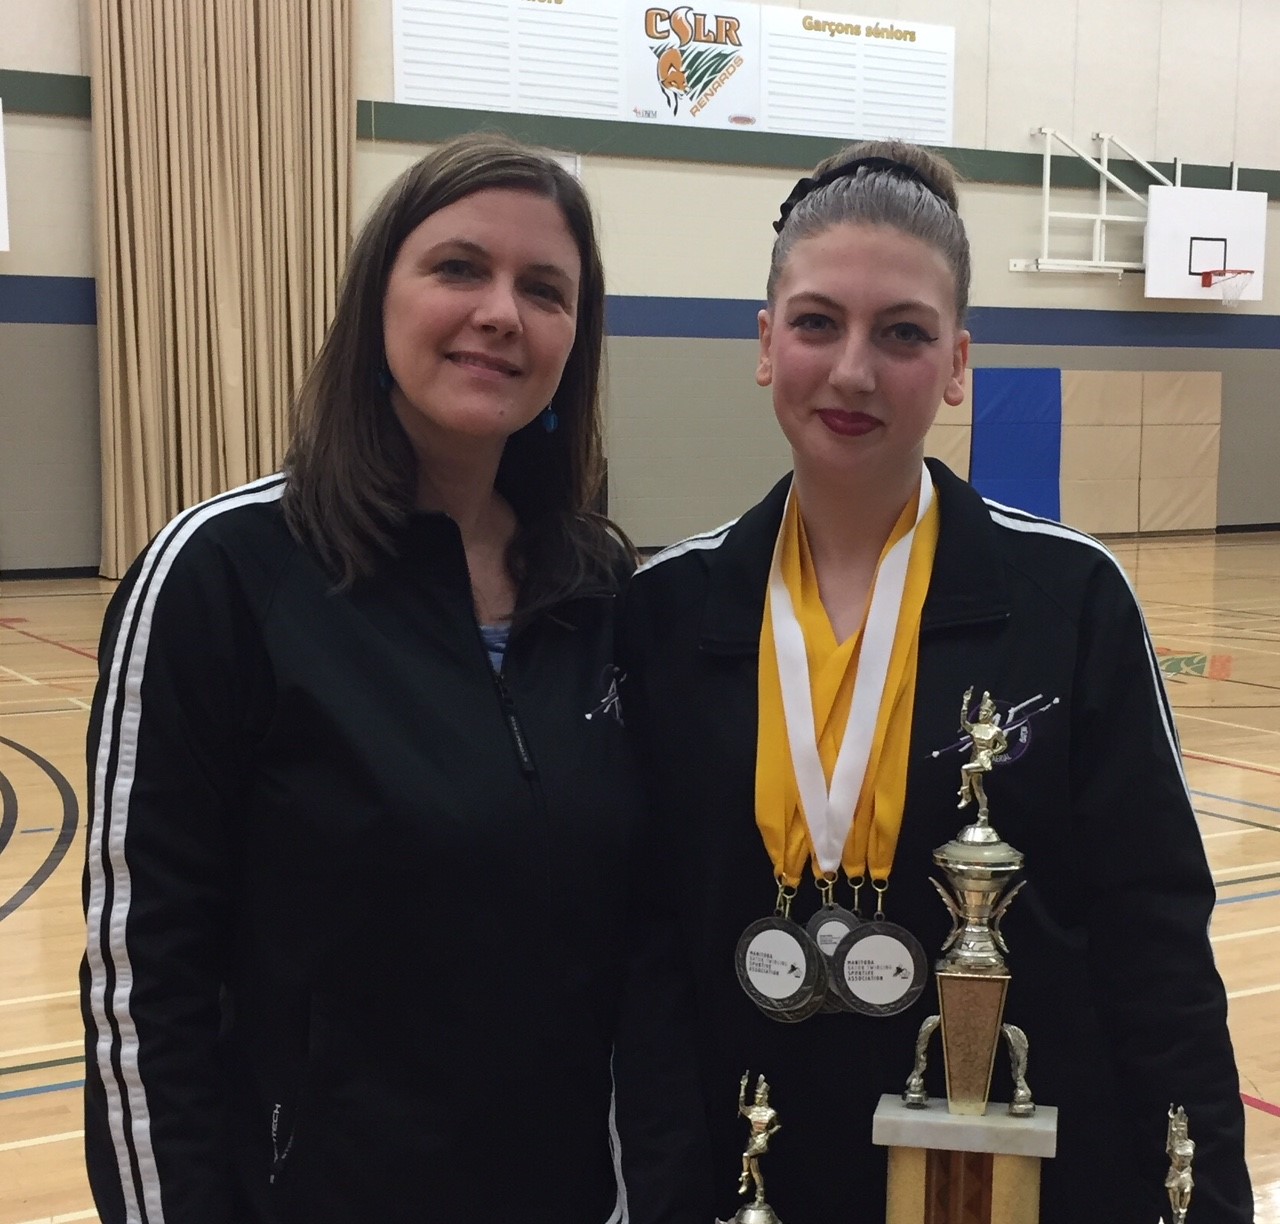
393,0 -> 954,144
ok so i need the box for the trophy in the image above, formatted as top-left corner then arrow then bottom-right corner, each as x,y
1166,1106 -> 1195,1222
721,1072 -> 784,1224
872,689 -> 1058,1224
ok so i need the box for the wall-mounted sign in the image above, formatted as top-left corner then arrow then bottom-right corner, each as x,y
394,0 -> 954,144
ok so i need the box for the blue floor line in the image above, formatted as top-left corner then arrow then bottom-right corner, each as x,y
1216,887 -> 1280,907
0,1077 -> 84,1102
1191,788 -> 1280,817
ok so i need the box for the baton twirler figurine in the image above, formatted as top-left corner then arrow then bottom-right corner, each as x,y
733,1072 -> 783,1224
957,688 -> 1007,819
1166,1106 -> 1195,1223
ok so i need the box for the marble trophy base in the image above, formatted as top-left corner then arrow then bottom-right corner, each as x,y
872,1095 -> 1058,1224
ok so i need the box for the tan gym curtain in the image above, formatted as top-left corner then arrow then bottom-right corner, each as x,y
90,0 -> 352,577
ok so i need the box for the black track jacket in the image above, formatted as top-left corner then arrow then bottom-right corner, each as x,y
83,473 -> 708,1224
619,460 -> 1252,1224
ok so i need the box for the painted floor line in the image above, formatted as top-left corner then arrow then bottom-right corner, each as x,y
0,1078 -> 85,1102
0,1039 -> 82,1059
1176,711 -> 1280,736
0,665 -> 40,686
1192,788 -> 1280,816
1215,858 -> 1280,876
0,1126 -> 84,1152
1200,827 -> 1263,840
1242,1092 -> 1280,1120
11,1212 -> 98,1224
1216,887 -> 1280,906
1211,923 -> 1280,943
1185,751 -> 1280,779
0,706 -> 87,719
1225,982 -> 1280,1000
0,989 -> 78,1008
11,1214 -> 97,1224
0,624 -> 97,662
0,1055 -> 84,1078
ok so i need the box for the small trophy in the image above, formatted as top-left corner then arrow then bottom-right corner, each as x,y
1166,1106 -> 1195,1223
726,1072 -> 783,1224
871,689 -> 1058,1224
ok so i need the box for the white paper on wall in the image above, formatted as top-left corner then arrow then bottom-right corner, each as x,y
394,0 -> 624,121
0,99 -> 10,252
516,2 -> 622,119
761,8 -> 953,144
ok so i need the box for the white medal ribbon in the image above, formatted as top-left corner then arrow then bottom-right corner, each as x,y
767,462 -> 934,877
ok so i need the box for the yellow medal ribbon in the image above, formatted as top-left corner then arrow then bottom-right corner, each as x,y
756,476 -> 941,889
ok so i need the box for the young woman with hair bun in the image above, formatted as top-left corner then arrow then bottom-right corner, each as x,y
621,140 -> 1251,1223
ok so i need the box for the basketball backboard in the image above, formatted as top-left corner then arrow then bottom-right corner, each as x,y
1144,185 -> 1267,302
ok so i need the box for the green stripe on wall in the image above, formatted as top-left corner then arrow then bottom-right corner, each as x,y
10,70 -> 1280,198
0,69 -> 91,119
354,101 -> 1280,195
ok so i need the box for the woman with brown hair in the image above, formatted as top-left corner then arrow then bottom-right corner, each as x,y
621,140 -> 1252,1222
83,133 -> 703,1224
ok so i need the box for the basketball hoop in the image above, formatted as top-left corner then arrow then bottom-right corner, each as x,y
1200,268 -> 1254,308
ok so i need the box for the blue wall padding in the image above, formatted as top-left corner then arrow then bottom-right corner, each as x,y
970,368 -> 1062,520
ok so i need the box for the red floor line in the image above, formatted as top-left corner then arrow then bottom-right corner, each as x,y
0,625 -> 98,662
1184,751 -> 1280,780
1242,1092 -> 1280,1119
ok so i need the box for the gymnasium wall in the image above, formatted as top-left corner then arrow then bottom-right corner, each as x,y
3,0 -> 1280,568
0,0 -> 96,570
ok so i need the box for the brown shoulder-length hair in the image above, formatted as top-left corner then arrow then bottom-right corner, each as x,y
282,131 -> 631,618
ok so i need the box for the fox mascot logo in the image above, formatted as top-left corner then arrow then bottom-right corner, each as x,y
645,6 -> 741,115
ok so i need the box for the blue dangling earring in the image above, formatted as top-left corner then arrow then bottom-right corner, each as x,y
541,406 -> 559,434
376,362 -> 393,391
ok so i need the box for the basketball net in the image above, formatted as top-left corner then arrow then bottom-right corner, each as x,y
1201,269 -> 1254,308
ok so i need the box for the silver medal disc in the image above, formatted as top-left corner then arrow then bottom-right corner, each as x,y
805,905 -> 863,1013
829,919 -> 928,1017
735,916 -> 828,1023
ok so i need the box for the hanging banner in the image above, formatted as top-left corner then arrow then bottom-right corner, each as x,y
624,1 -> 761,129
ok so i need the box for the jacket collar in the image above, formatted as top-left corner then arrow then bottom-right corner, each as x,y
699,458 -> 1011,653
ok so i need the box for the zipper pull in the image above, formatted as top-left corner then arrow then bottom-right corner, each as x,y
270,1102 -> 293,1183
494,675 -> 537,778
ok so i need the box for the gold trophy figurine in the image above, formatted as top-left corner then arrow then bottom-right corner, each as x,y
957,688 -> 1007,819
733,1072 -> 783,1224
1166,1106 -> 1195,1223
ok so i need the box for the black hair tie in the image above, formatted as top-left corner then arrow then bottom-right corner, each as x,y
773,156 -> 936,234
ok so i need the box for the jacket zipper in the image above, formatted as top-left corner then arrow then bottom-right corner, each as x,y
493,670 -> 537,780
270,1101 -> 295,1184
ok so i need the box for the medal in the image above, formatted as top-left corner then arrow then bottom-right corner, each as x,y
736,884 -> 828,1023
829,919 -> 928,1017
805,875 -> 863,1012
735,917 -> 828,1023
